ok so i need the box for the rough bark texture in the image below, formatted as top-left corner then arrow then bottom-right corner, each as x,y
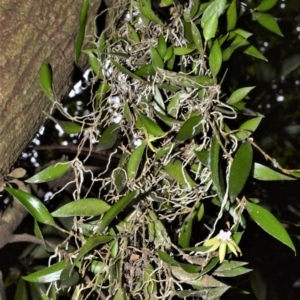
0,0 -> 104,176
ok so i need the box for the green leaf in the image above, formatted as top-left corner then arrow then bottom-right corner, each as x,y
229,142 -> 253,199
253,163 -> 295,181
23,261 -> 66,283
175,116 -> 203,142
157,34 -> 167,58
203,12 -> 218,41
73,235 -> 114,266
246,200 -> 296,253
164,159 -> 196,188
82,49 -> 102,79
176,287 -> 230,299
98,191 -> 137,233
126,23 -> 140,43
126,143 -> 146,180
138,112 -> 165,136
113,288 -> 126,300
178,205 -> 199,248
236,116 -> 263,140
150,46 -> 164,69
250,270 -> 267,300
227,0 -> 237,31
98,124 -> 119,150
134,64 -> 156,76
14,278 -> 28,300
171,266 -> 228,288
140,5 -> 164,25
227,86 -> 255,104
195,150 -> 210,166
173,47 -> 195,55
209,39 -> 222,77
25,161 -> 71,183
4,187 -> 56,226
111,59 -> 144,81
213,266 -> 252,277
40,63 -> 54,101
75,0 -> 89,64
52,198 -> 111,217
201,0 -> 226,27
210,137 -> 225,200
244,45 -> 268,61
191,22 -> 203,55
253,12 -> 283,36
257,0 -> 278,11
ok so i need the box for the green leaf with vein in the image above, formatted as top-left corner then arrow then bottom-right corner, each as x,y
253,163 -> 295,181
26,161 -> 71,183
98,124 -> 119,150
23,261 -> 67,283
98,191 -> 137,233
227,86 -> 255,104
253,12 -> 283,36
246,200 -> 295,253
5,187 -> 56,226
257,0 -> 278,11
229,142 -> 253,199
52,198 -> 111,217
75,0 -> 89,63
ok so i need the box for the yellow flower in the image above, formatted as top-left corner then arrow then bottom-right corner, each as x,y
203,230 -> 242,263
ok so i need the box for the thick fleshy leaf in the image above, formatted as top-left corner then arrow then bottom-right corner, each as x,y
4,187 -> 56,226
150,46 -> 164,69
210,137 -> 225,200
138,113 -> 164,136
253,12 -> 283,36
253,163 -> 295,181
134,64 -> 156,76
26,161 -> 71,183
178,204 -> 200,248
113,288 -> 126,300
82,49 -> 102,79
191,22 -> 203,55
73,235 -> 113,266
23,261 -> 66,283
236,117 -> 262,140
157,34 -> 167,58
246,200 -> 296,253
213,266 -> 252,277
227,0 -> 237,31
98,191 -> 137,233
52,198 -> 111,217
176,286 -> 230,299
98,124 -> 119,150
209,39 -> 222,77
14,278 -> 28,300
175,116 -> 203,141
40,63 -> 54,101
126,23 -> 140,43
164,159 -> 196,188
227,86 -> 255,105
171,266 -> 228,288
75,0 -> 89,64
203,12 -> 218,41
111,59 -> 143,81
173,47 -> 195,55
244,45 -> 268,61
126,143 -> 146,180
257,0 -> 278,12
229,142 -> 253,199
195,149 -> 210,166
250,270 -> 267,300
201,0 -> 226,27
140,5 -> 164,25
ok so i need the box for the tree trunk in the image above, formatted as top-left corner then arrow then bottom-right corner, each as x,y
0,0 -> 104,176
0,0 -> 119,252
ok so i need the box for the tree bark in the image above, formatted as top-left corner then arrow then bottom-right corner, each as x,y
0,0 -> 104,176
